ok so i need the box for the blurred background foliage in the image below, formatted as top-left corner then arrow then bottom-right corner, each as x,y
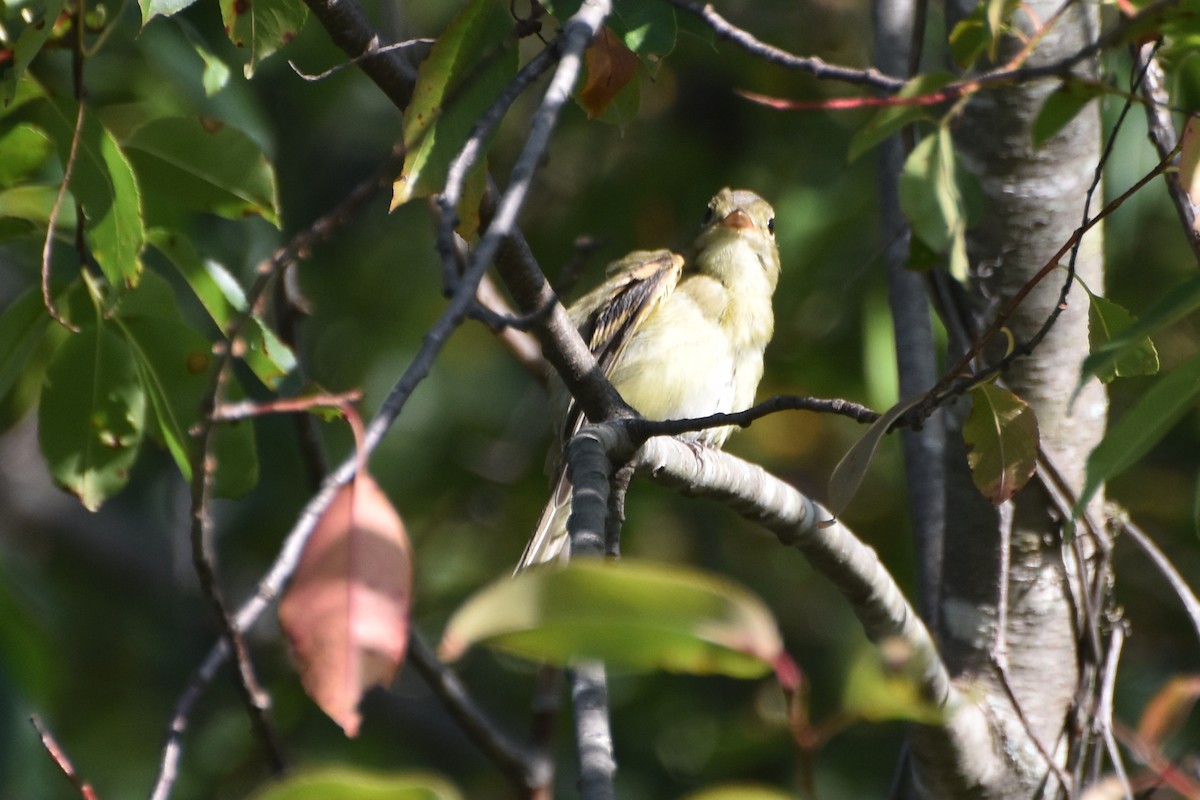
1,0 -> 1199,797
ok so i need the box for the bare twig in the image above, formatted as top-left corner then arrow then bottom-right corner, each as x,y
288,37 -> 434,82
1134,41 -> 1200,265
31,716 -> 99,800
473,273 -> 547,381
1117,517 -> 1200,645
1095,625 -> 1134,799
211,391 -> 362,422
151,160 -> 395,800
408,633 -> 551,790
41,99 -> 84,331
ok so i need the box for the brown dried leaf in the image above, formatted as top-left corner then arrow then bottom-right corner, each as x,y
279,473 -> 412,737
579,26 -> 639,119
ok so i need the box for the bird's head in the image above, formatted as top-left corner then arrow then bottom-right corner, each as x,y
693,187 -> 781,291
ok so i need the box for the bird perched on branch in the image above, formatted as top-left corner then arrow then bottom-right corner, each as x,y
516,188 -> 781,572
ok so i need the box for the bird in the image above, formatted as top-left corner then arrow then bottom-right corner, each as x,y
516,188 -> 781,572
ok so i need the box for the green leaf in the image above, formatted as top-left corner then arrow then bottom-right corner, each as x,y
828,396 -> 921,516
1,0 -> 68,107
391,0 -> 517,210
842,640 -> 945,724
611,0 -> 676,68
440,560 -> 785,678
681,787 -> 796,800
0,288 -> 53,405
140,0 -> 203,25
0,184 -> 76,231
847,71 -> 954,163
986,0 -> 1022,56
1084,289 -> 1159,382
1033,81 -> 1104,147
899,127 -> 966,258
0,123 -> 54,184
218,0 -> 308,78
147,229 -> 295,388
113,272 -> 259,497
120,116 -> 280,227
948,6 -> 989,69
1080,273 -> 1200,390
247,768 -> 463,800
1076,350 -> 1200,518
16,95 -> 146,286
963,383 -> 1039,504
38,320 -> 146,510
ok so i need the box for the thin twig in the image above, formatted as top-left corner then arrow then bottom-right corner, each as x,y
151,160 -> 394,800
1134,41 -> 1200,265
623,394 -> 881,441
41,98 -> 84,332
1118,517 -> 1200,645
1096,624 -> 1134,800
31,716 -> 99,800
408,633 -> 551,790
288,37 -> 434,81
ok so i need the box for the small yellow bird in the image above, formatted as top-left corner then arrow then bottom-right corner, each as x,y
517,188 -> 781,571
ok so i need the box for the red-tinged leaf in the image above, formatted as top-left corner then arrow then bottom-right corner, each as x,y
1137,675 -> 1200,750
579,26 -> 639,119
963,383 -> 1039,504
279,473 -> 412,737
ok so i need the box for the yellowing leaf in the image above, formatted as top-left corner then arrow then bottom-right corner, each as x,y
279,473 -> 412,737
439,560 -> 788,680
963,383 -> 1039,504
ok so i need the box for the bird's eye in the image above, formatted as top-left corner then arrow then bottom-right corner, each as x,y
703,207 -> 716,225
767,217 -> 775,236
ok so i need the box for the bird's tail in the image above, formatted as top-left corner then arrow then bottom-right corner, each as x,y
514,469 -> 573,573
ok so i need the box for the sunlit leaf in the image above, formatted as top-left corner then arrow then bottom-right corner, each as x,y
611,0 -> 676,68
0,123 -> 54,184
114,271 -> 259,498
440,560 -> 787,680
218,0 -> 308,78
39,321 -> 146,510
1033,81 -> 1104,147
247,768 -> 462,800
847,71 -> 954,163
948,5 -> 989,69
280,473 -> 412,737
985,0 -> 1022,58
899,127 -> 969,263
1079,273 -> 1200,390
1083,287 -> 1158,382
147,228 -> 296,388
680,786 -> 796,800
391,0 -> 516,211
963,383 -> 1038,504
1077,350 -> 1200,518
1137,675 -> 1200,751
15,95 -> 145,286
139,0 -> 202,24
0,184 -> 75,233
828,396 -> 920,516
121,116 -> 280,227
842,638 -> 945,724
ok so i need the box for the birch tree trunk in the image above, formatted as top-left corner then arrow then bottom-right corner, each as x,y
908,2 -> 1108,795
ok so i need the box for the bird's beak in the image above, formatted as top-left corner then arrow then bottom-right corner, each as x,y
718,209 -> 756,231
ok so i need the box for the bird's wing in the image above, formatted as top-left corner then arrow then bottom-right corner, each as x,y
516,249 -> 683,572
